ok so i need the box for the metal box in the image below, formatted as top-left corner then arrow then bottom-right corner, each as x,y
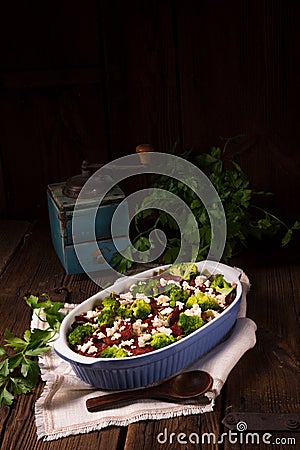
47,182 -> 129,274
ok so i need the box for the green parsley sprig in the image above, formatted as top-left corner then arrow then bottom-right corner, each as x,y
112,138 -> 299,272
0,294 -> 65,407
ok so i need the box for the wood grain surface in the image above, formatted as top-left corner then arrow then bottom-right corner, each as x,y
0,220 -> 299,449
0,220 -> 30,275
0,1 -> 299,220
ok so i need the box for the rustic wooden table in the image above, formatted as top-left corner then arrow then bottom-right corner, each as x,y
0,220 -> 299,450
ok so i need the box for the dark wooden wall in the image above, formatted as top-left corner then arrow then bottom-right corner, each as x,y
0,0 -> 299,221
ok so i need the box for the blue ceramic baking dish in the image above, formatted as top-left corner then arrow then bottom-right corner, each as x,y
54,261 -> 242,390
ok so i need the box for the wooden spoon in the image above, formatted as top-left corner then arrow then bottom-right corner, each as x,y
86,370 -> 213,412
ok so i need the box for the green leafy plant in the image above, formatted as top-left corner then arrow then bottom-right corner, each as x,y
0,294 -> 65,407
112,138 -> 299,272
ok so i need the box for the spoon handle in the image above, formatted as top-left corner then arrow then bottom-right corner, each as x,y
86,387 -> 162,413
86,391 -> 211,412
86,371 -> 213,412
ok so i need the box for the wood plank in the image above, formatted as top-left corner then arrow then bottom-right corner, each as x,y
0,157 -> 7,218
0,84 -> 110,219
0,220 -> 30,274
0,68 -> 103,89
125,408 -> 222,449
222,262 -> 300,449
0,1 -> 110,219
100,0 -> 180,158
176,0 -> 243,148
0,222 -> 124,449
3,384 -> 123,450
1,222 -> 299,448
175,0 -> 300,221
0,1 -> 100,71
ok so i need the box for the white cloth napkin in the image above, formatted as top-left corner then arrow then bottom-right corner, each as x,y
34,272 -> 256,441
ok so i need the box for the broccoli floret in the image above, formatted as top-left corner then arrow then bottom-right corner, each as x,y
68,324 -> 94,347
99,346 -> 128,358
178,312 -> 204,335
186,291 -> 219,310
97,309 -> 116,327
97,295 -> 120,326
166,285 -> 190,307
102,295 -> 120,311
210,274 -> 233,295
168,262 -> 199,280
117,304 -> 133,319
132,279 -> 159,297
131,299 -> 151,319
150,333 -> 176,349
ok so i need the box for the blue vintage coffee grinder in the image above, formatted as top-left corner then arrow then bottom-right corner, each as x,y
47,160 -> 130,274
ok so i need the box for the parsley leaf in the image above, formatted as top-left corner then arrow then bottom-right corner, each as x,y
0,385 -> 14,406
0,294 -> 65,408
10,377 -> 35,395
112,138 -> 299,272
4,330 -> 28,351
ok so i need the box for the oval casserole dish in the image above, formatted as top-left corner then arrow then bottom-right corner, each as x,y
54,261 -> 242,390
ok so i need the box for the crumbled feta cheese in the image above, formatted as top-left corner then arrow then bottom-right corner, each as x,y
159,277 -> 168,287
133,319 -> 142,326
106,328 -> 115,337
175,301 -> 185,310
138,334 -> 152,347
135,293 -> 151,303
106,320 -> 121,337
160,307 -> 173,316
156,295 -> 170,306
167,280 -> 180,286
182,281 -> 191,291
120,339 -> 134,347
206,288 -> 214,296
111,332 -> 121,341
152,315 -> 168,327
87,345 -> 98,354
86,310 -> 99,319
119,292 -> 133,303
216,293 -> 226,307
204,279 -> 211,287
132,319 -> 148,335
195,275 -> 207,286
80,340 -> 93,353
157,326 -> 173,336
97,332 -> 106,339
185,304 -> 202,317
